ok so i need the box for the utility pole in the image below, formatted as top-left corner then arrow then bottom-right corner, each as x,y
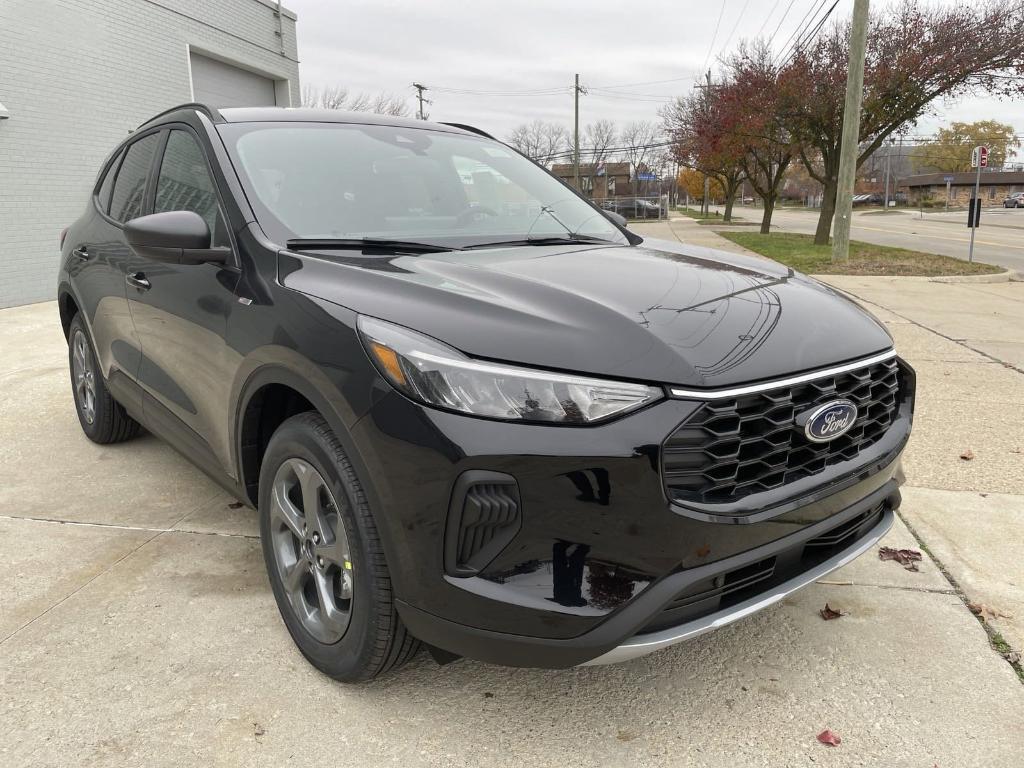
695,70 -> 713,216
573,74 -> 586,190
412,82 -> 429,120
883,137 -> 894,209
831,0 -> 870,262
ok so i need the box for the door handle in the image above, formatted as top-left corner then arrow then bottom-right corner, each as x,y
72,246 -> 90,261
126,272 -> 151,290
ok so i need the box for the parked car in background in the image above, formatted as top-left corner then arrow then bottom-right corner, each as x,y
1003,192 -> 1024,208
600,197 -> 662,219
58,104 -> 914,682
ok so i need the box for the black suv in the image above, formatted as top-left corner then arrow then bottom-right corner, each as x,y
58,105 -> 914,682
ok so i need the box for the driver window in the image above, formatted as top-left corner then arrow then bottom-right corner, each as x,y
155,130 -> 230,247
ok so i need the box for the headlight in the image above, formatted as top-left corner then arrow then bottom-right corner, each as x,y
358,316 -> 662,424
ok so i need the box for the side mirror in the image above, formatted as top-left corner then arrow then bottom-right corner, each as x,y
604,210 -> 628,228
124,211 -> 226,265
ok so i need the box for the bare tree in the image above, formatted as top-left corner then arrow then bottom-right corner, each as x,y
621,121 -> 660,194
583,120 -> 617,190
301,85 -> 410,117
507,120 -> 569,167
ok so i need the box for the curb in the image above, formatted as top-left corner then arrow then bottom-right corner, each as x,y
929,269 -> 1021,284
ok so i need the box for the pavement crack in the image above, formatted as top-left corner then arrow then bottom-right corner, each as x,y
827,285 -> 1024,376
896,509 -> 1024,685
815,579 -> 956,595
0,513 -> 259,539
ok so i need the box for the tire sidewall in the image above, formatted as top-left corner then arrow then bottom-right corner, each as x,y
68,315 -> 107,440
258,415 -> 382,680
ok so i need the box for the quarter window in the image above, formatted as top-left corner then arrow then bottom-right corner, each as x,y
109,133 -> 160,223
95,148 -> 122,214
155,130 -> 229,246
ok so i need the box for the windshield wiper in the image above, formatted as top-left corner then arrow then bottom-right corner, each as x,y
463,235 -> 617,250
285,238 -> 455,254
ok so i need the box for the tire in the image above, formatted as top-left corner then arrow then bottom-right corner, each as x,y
258,411 -> 420,682
67,313 -> 141,444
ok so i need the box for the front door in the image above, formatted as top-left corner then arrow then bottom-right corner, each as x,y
125,127 -> 241,475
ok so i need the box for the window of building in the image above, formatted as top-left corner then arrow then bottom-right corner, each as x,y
155,130 -> 228,245
109,133 -> 160,223
607,176 -> 616,196
580,176 -> 593,196
989,186 -> 996,200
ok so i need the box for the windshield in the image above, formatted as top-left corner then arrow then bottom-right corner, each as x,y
218,122 -> 626,249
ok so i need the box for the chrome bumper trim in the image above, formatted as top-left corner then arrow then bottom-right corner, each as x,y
581,507 -> 894,666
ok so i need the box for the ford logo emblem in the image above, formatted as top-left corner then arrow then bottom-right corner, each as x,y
801,400 -> 858,443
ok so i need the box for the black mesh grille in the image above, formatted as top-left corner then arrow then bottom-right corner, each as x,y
663,357 -> 901,505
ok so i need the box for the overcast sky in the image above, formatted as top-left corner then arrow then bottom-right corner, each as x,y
286,0 -> 1024,143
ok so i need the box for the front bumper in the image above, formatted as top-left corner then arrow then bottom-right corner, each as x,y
350,359 -> 913,668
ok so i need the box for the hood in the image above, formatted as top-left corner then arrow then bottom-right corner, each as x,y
279,237 -> 893,389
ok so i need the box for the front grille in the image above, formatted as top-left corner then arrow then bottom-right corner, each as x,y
663,357 -> 901,505
640,502 -> 886,634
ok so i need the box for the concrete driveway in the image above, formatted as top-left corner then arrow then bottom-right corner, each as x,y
3,288 -> 1023,766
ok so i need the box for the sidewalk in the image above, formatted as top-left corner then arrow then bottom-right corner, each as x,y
638,214 -> 1024,662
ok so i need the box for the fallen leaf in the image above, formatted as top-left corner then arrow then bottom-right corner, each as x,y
253,722 -> 265,739
483,692 -> 494,698
819,603 -> 845,621
960,449 -> 975,461
617,730 -> 636,742
817,729 -> 841,747
1005,651 -> 1021,665
968,602 -> 1013,620
879,546 -> 923,571
228,501 -> 244,509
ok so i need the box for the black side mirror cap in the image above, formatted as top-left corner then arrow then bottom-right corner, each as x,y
124,211 -> 226,265
604,210 -> 628,228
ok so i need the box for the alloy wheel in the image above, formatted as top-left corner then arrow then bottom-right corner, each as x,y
72,329 -> 96,424
269,458 -> 354,643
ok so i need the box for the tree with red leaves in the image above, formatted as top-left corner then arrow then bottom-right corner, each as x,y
788,0 -> 1024,244
661,86 -> 746,221
720,42 -> 804,234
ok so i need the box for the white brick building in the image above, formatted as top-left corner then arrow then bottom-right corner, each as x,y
0,0 -> 300,307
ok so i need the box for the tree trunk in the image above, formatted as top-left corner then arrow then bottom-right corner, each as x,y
760,197 -> 775,234
723,196 -> 735,222
814,180 -> 837,245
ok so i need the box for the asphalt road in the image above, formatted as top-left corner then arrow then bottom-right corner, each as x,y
719,204 -> 1024,273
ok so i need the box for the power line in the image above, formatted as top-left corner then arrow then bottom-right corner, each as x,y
775,0 -> 842,70
701,1 -> 729,75
717,0 -> 753,61
774,0 -> 827,65
757,0 -> 785,38
766,0 -> 799,48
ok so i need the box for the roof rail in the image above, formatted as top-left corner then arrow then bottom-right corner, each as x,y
439,122 -> 494,140
138,102 -> 225,129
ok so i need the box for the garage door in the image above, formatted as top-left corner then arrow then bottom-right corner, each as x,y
190,52 -> 277,107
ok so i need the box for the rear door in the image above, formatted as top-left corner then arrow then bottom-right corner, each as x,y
127,126 -> 240,473
69,131 -> 162,413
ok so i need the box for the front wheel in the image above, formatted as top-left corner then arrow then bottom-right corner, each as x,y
259,412 -> 420,682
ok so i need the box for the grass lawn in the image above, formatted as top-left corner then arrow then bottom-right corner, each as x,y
716,232 -> 1002,276
676,207 -> 725,220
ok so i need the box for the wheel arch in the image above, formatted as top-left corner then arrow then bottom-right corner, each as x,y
58,287 -> 80,340
233,365 -> 378,513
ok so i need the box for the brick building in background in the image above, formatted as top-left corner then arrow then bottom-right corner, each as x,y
900,171 -> 1024,207
550,162 -> 632,198
0,0 -> 300,307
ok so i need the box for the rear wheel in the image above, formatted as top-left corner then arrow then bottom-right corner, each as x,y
259,412 -> 420,682
67,314 -> 141,444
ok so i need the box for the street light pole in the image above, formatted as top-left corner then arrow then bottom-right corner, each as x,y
831,0 -> 870,261
883,137 -> 894,209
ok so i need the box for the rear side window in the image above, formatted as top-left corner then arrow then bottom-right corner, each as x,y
155,130 -> 228,246
95,149 -> 122,214
109,133 -> 160,223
